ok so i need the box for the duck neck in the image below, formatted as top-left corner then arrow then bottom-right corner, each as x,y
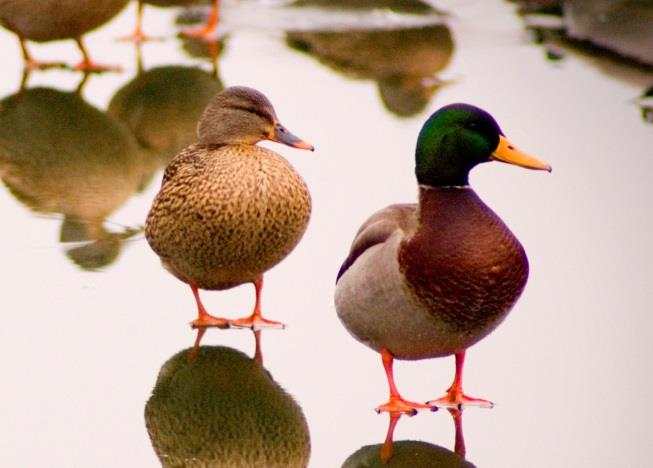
415,184 -> 473,227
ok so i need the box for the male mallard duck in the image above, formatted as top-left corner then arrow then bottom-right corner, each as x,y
0,0 -> 129,70
145,86 -> 312,339
335,103 -> 551,414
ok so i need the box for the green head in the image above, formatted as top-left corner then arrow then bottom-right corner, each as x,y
415,103 -> 551,187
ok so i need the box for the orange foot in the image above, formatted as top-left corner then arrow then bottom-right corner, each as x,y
375,396 -> 435,416
24,59 -> 67,70
190,314 -> 230,329
118,30 -> 160,43
73,60 -> 122,73
427,389 -> 494,409
230,314 -> 285,330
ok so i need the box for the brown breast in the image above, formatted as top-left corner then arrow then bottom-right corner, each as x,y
398,187 -> 528,341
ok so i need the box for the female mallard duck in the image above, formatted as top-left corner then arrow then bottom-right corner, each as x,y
335,103 -> 551,414
145,86 -> 312,339
0,0 -> 129,70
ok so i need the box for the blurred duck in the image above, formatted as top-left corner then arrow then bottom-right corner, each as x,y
107,65 -> 223,190
145,86 -> 312,339
0,0 -> 129,71
335,104 -> 551,413
145,345 -> 310,467
123,0 -> 220,42
287,24 -> 453,117
0,87 -> 144,270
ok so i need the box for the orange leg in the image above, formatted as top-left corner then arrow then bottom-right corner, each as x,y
380,412 -> 402,462
182,0 -> 220,40
73,37 -> 122,72
118,1 -> 158,42
18,36 -> 66,70
427,351 -> 494,409
375,349 -> 435,415
449,407 -> 467,458
230,276 -> 286,330
189,284 -> 230,329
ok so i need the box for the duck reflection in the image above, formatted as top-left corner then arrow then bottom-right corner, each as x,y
0,86 -> 144,270
145,342 -> 311,467
0,0 -> 128,71
290,0 -> 436,14
515,0 -> 653,66
286,24 -> 453,117
342,410 -> 473,467
515,1 -> 653,124
107,65 -> 224,190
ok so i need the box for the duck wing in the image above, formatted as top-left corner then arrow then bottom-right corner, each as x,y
336,203 -> 417,283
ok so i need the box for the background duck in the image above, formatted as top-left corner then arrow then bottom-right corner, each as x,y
145,345 -> 311,467
107,64 -> 224,191
0,0 -> 129,71
121,0 -> 219,42
0,86 -> 144,270
335,103 -> 551,414
145,86 -> 313,344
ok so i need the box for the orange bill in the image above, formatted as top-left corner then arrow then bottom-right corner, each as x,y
491,135 -> 551,172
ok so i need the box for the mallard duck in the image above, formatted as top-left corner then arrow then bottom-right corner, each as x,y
0,0 -> 129,70
335,103 -> 551,414
145,345 -> 311,467
145,86 -> 313,338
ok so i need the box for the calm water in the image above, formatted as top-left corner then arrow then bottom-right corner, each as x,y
1,1 -> 651,467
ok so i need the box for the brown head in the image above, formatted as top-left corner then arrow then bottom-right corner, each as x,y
197,86 -> 313,150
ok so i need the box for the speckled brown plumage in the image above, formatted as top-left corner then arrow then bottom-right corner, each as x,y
145,142 -> 311,290
144,86 -> 312,333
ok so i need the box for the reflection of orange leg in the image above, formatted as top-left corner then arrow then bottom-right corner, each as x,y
182,0 -> 220,39
189,284 -> 230,329
118,1 -> 158,42
188,327 -> 207,363
231,276 -> 286,329
375,349 -> 435,415
252,329 -> 263,366
427,352 -> 494,409
73,37 -> 122,72
380,412 -> 402,462
19,36 -> 66,70
449,407 -> 467,458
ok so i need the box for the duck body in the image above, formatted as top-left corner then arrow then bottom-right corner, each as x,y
336,187 -> 527,361
334,103 -> 550,411
145,142 -> 311,291
0,0 -> 128,42
145,86 -> 313,334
